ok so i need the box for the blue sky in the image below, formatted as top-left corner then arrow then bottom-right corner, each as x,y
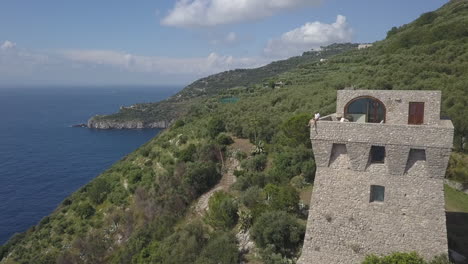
0,0 -> 448,86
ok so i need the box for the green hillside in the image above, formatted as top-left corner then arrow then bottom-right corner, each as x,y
88,43 -> 358,126
2,1 -> 468,263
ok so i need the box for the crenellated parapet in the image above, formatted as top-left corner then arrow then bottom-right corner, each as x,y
310,120 -> 453,177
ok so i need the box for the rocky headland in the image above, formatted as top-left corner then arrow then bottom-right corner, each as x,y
87,117 -> 169,129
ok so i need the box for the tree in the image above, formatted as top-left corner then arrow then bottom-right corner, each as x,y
216,133 -> 234,146
195,232 -> 239,264
387,26 -> 399,38
88,178 -> 111,205
184,161 -> 221,196
75,202 -> 95,219
150,221 -> 208,264
172,119 -> 185,129
448,101 -> 468,152
263,184 -> 299,213
177,143 -> 197,162
281,113 -> 312,147
241,153 -> 267,172
205,191 -> 238,229
251,211 -> 305,258
207,117 -> 225,139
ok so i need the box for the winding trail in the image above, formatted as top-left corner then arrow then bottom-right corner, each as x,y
194,156 -> 240,215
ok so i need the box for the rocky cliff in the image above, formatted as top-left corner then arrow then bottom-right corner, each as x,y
87,117 -> 169,129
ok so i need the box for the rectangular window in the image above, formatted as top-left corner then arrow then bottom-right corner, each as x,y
370,185 -> 385,202
408,102 -> 425,125
370,146 -> 385,163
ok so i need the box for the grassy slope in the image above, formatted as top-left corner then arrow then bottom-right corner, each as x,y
2,1 -> 468,263
445,185 -> 468,212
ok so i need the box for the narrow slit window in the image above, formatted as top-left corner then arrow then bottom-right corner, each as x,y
370,185 -> 385,202
370,146 -> 385,163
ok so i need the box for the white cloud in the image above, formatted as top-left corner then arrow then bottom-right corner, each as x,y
264,15 -> 353,58
0,41 -> 274,85
1,40 -> 16,50
60,49 -> 267,75
161,0 -> 321,27
0,46 -> 273,85
225,32 -> 237,43
210,31 -> 240,45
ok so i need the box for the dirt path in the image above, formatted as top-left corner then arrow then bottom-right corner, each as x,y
194,156 -> 240,215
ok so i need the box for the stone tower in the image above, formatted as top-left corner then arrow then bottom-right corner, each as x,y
299,90 -> 454,264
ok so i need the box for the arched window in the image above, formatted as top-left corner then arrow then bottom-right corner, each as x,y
344,96 -> 386,123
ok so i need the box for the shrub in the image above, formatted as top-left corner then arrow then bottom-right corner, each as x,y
216,133 -> 234,146
242,154 -> 268,172
198,143 -> 222,163
179,134 -> 188,145
235,151 -> 248,161
75,202 -> 95,219
414,11 -> 438,26
290,175 -> 306,189
264,184 -> 300,213
195,232 -> 239,264
108,186 -> 129,206
260,245 -> 291,264
207,117 -> 226,139
139,146 -> 151,157
184,161 -> 221,196
241,186 -> 264,208
172,119 -> 185,129
268,146 -> 313,183
238,208 -> 253,231
144,159 -> 153,167
61,198 -> 72,207
387,26 -> 400,38
233,171 -> 267,190
446,153 -> 468,184
362,252 -> 425,264
159,152 -> 174,166
205,191 -> 238,229
251,211 -> 305,258
301,160 -> 316,183
150,221 -> 208,264
88,178 -> 111,205
177,143 -> 197,162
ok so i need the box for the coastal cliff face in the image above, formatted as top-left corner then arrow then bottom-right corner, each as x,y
87,117 -> 169,129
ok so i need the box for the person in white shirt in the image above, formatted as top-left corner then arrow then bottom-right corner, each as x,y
309,113 -> 320,130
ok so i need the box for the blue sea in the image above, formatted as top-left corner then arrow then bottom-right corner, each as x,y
0,86 -> 179,244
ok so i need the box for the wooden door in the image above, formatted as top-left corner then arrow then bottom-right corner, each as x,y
408,102 -> 424,125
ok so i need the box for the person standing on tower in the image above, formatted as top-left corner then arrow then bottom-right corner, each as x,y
309,112 -> 320,130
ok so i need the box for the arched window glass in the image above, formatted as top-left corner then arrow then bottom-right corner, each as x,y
345,97 -> 386,123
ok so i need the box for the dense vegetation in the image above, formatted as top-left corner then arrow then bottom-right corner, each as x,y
2,1 -> 468,263
362,252 -> 451,264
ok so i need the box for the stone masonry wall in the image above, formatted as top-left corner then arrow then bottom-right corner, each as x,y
336,90 -> 442,125
299,165 -> 448,264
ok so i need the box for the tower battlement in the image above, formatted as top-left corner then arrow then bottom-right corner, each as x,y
299,90 -> 454,264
